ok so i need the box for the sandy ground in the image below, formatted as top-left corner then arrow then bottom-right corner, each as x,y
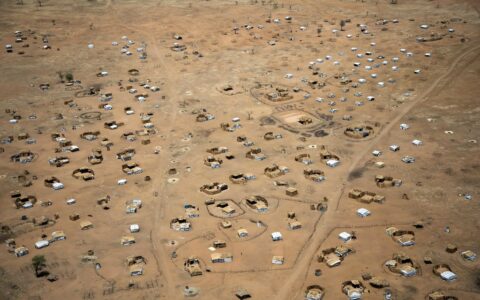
0,0 -> 478,299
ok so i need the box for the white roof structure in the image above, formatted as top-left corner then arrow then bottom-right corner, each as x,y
23,202 -> 33,209
440,271 -> 457,281
461,250 -> 477,261
402,156 -> 415,163
326,159 -> 340,168
389,145 -> 400,151
400,266 -> 417,277
348,291 -> 362,300
35,240 -> 49,249
338,232 -> 352,242
412,139 -> 423,146
130,224 -> 140,233
398,238 -> 415,247
130,199 -> 141,206
271,232 -> 283,241
357,208 -> 371,217
52,182 -> 64,190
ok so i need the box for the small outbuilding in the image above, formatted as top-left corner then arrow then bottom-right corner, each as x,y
357,208 -> 371,217
272,256 -> 284,265
80,221 -> 93,230
271,232 -> 283,241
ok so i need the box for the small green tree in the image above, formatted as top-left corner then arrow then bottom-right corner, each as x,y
32,255 -> 46,277
65,72 -> 74,82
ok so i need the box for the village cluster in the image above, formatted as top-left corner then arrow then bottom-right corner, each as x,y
0,0 -> 478,299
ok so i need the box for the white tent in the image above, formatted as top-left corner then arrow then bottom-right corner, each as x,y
271,232 -> 283,241
338,232 -> 352,242
440,271 -> 457,281
357,208 -> 370,217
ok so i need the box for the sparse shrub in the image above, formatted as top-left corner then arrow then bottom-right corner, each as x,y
65,72 -> 74,82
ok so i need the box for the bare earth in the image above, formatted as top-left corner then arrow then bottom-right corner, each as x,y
0,0 -> 479,299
